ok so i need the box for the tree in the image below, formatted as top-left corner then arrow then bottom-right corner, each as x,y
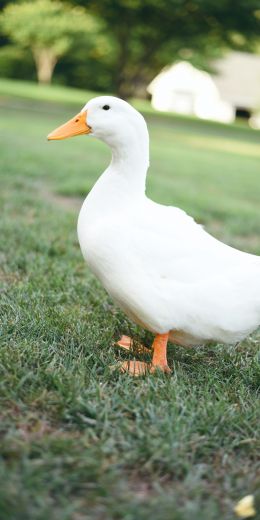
72,0 -> 260,98
0,0 -> 99,84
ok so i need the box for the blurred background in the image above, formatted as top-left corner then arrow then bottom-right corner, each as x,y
0,0 -> 260,126
1,0 -> 260,253
0,0 -> 260,246
1,0 -> 260,252
0,0 -> 260,253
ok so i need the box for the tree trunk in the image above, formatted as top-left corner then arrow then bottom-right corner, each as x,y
113,28 -> 134,99
116,79 -> 135,100
114,38 -> 163,99
115,63 -> 157,100
32,48 -> 57,84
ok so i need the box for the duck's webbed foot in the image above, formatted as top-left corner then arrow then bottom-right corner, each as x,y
115,335 -> 133,350
115,335 -> 151,354
114,332 -> 171,376
119,360 -> 151,376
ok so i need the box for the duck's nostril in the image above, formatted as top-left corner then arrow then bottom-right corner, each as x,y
75,118 -> 79,122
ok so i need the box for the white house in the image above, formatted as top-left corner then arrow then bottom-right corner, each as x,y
147,52 -> 260,125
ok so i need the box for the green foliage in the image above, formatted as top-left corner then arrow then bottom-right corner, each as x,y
0,0 -> 103,83
1,0 -> 93,55
74,0 -> 260,97
1,0 -> 260,95
0,44 -> 35,81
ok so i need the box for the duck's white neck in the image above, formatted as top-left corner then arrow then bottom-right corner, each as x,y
108,131 -> 149,194
79,122 -> 150,228
88,125 -> 149,202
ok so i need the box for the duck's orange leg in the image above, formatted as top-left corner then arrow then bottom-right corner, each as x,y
119,332 -> 171,376
151,332 -> 171,373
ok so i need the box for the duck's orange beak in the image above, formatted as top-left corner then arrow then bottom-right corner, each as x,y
47,110 -> 91,140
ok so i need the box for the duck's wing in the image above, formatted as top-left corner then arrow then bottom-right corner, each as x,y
117,200 -> 260,339
131,198 -> 260,283
98,199 -> 260,340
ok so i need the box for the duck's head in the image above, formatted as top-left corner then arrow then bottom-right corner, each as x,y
47,96 -> 149,153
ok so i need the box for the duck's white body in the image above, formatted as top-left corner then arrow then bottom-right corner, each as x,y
76,96 -> 260,347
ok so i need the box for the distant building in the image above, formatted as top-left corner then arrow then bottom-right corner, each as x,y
147,52 -> 260,125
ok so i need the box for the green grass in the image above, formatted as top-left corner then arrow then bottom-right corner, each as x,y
0,76 -> 255,131
0,77 -> 98,106
0,81 -> 260,520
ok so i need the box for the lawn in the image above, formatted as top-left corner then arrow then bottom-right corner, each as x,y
0,80 -> 259,520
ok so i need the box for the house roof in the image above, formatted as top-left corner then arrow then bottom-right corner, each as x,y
212,52 -> 260,109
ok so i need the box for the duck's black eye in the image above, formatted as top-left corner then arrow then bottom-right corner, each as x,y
102,105 -> 110,111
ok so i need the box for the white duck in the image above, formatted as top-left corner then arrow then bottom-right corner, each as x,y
48,96 -> 260,375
